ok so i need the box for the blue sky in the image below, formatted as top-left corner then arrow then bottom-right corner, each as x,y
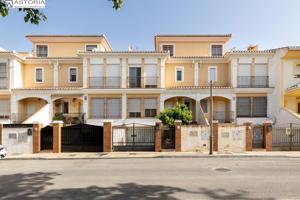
0,0 -> 300,52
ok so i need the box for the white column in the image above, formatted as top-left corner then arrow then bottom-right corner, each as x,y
231,95 -> 236,121
194,62 -> 199,86
83,58 -> 88,88
160,59 -> 165,88
122,93 -> 127,119
9,59 -> 14,89
122,58 -> 127,88
195,101 -> 200,123
160,94 -> 164,112
231,58 -> 238,88
53,61 -> 59,87
83,95 -> 89,119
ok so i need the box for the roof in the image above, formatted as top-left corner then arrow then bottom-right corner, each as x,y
155,34 -> 232,38
25,34 -> 106,38
78,51 -> 168,57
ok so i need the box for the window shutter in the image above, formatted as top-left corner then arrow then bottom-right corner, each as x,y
237,97 -> 251,117
91,98 -> 104,118
0,63 -> 7,78
254,64 -> 267,76
107,65 -> 120,88
144,65 -> 157,86
107,98 -> 120,118
252,97 -> 267,117
144,99 -> 157,109
239,64 -> 251,76
128,99 -> 141,112
0,99 -> 9,114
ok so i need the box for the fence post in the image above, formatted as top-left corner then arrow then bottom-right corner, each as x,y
244,122 -> 253,151
175,120 -> 182,152
263,121 -> 272,151
53,121 -> 63,153
0,123 -> 3,145
213,121 -> 219,151
155,120 -> 163,152
103,120 -> 112,152
32,123 -> 43,153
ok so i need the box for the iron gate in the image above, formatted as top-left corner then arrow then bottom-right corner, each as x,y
61,124 -> 103,152
112,123 -> 155,151
253,126 -> 264,148
41,125 -> 53,151
162,126 -> 175,149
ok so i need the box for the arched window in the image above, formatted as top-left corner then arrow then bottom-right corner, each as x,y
295,64 -> 300,78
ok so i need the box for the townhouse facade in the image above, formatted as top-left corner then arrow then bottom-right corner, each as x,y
0,34 -> 299,127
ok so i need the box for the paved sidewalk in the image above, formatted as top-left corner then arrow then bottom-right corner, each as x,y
4,151 -> 300,160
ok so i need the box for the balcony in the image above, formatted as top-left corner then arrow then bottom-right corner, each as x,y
238,76 -> 269,88
128,76 -> 159,88
213,111 -> 234,123
0,77 -> 8,89
53,113 -> 85,124
89,77 -> 121,89
11,113 -> 31,123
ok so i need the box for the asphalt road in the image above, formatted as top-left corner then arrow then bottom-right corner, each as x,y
0,157 -> 300,200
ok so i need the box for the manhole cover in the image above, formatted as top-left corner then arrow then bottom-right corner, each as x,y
214,168 -> 232,172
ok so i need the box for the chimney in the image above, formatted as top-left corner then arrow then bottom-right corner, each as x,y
247,45 -> 258,51
128,45 -> 132,51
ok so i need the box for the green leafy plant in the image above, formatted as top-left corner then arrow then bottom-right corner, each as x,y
157,103 -> 192,126
52,113 -> 64,121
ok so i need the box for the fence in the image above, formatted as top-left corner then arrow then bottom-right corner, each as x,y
272,127 -> 300,151
181,125 -> 210,152
1,124 -> 33,155
218,125 -> 246,153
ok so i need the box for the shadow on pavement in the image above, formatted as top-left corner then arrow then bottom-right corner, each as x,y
0,172 -> 274,200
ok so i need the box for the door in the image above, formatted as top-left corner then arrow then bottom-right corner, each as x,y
253,126 -> 264,148
107,65 -> 120,88
41,126 -> 53,151
238,64 -> 251,87
129,67 -> 141,88
254,64 -> 268,87
63,102 -> 69,114
90,64 -> 104,87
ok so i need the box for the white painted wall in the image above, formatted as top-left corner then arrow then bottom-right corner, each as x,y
218,125 -> 246,153
23,104 -> 51,126
181,125 -> 210,152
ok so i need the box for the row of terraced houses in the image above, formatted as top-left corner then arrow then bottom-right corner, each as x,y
0,34 -> 300,127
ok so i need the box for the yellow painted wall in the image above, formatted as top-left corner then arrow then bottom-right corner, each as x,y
199,63 -> 230,87
18,98 -> 47,116
58,63 -> 83,87
23,64 -> 54,88
53,98 -> 82,114
284,95 -> 300,113
165,63 -> 194,88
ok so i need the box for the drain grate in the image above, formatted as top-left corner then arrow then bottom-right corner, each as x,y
214,167 -> 232,172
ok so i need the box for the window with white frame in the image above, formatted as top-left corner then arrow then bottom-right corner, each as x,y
162,45 -> 174,57
295,64 -> 300,78
0,99 -> 10,118
0,63 -> 7,78
35,68 -> 44,83
211,45 -> 223,57
90,98 -> 104,118
107,98 -> 121,118
69,67 -> 78,83
86,44 -> 98,52
208,66 -> 217,82
128,98 -> 141,118
144,98 -> 157,117
175,67 -> 184,82
36,45 -> 48,57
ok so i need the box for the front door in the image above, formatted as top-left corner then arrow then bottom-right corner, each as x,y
63,102 -> 69,114
129,67 -> 141,88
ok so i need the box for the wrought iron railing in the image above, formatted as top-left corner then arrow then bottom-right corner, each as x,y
213,111 -> 234,123
53,113 -> 85,124
89,76 -> 121,88
11,113 -> 31,123
128,76 -> 158,88
238,76 -> 269,88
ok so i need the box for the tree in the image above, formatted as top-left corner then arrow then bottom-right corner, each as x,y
157,103 -> 192,126
0,0 -> 123,25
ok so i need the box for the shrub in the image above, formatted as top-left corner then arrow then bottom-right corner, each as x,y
157,103 -> 192,126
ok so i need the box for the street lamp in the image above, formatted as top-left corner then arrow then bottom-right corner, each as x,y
209,80 -> 213,155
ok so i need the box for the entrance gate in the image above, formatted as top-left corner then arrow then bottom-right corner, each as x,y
61,124 -> 103,152
253,125 -> 264,148
41,125 -> 53,151
161,126 -> 175,149
112,123 -> 155,151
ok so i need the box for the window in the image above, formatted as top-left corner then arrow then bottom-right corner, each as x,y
144,64 -> 157,88
36,45 -> 48,57
129,67 -> 141,88
162,45 -> 174,57
175,67 -> 184,82
90,98 -> 104,118
0,63 -> 7,78
237,97 -> 267,117
107,98 -> 121,118
69,67 -> 78,83
144,98 -> 157,117
295,64 -> 300,78
208,66 -> 217,82
128,99 -> 141,118
0,99 -> 10,119
86,45 -> 98,52
62,102 -> 69,114
35,68 -> 44,83
211,45 -> 223,57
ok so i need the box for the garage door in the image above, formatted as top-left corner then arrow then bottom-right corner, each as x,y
61,124 -> 103,152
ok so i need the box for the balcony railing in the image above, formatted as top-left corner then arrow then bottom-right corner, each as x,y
128,76 -> 159,88
89,77 -> 121,88
213,111 -> 234,123
0,113 -> 10,120
238,76 -> 269,88
90,113 -> 121,119
0,77 -> 8,89
53,113 -> 85,124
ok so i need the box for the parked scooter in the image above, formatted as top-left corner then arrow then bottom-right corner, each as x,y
0,145 -> 7,159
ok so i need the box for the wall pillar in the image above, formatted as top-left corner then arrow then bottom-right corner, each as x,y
194,62 -> 199,86
53,61 -> 59,87
231,58 -> 238,87
160,59 -> 165,88
175,120 -> 182,152
83,58 -> 88,88
32,123 -> 43,153
213,121 -> 219,151
83,95 -> 89,120
121,58 -> 127,88
103,120 -> 112,152
122,93 -> 127,119
0,123 -> 3,145
263,121 -> 272,151
244,122 -> 253,151
155,121 -> 163,152
53,121 -> 63,153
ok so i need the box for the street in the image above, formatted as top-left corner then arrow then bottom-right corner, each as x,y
0,157 -> 300,199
